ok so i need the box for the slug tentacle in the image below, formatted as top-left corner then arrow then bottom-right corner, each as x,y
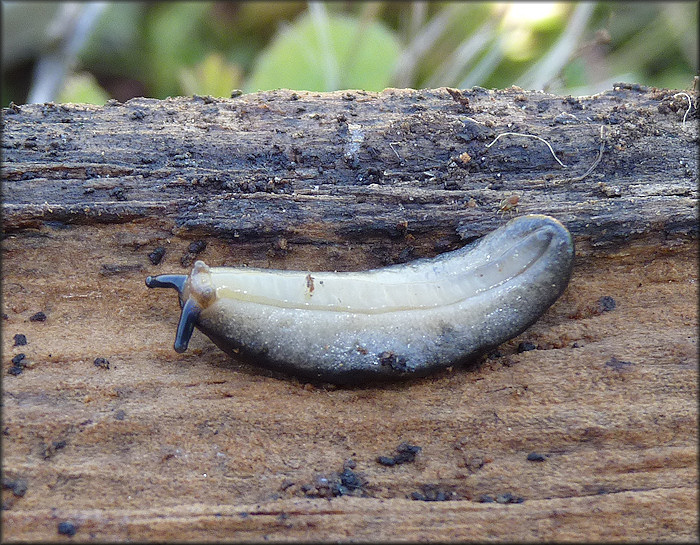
173,298 -> 202,353
144,274 -> 201,353
145,215 -> 574,384
145,274 -> 188,293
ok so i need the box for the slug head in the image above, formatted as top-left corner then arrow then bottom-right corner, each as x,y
146,261 -> 216,353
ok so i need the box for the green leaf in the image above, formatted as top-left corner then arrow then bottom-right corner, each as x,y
179,52 -> 243,97
58,72 -> 110,105
246,12 -> 400,92
79,2 -> 146,75
144,2 -> 212,97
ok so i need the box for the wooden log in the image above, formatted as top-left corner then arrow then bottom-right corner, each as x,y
2,84 -> 697,542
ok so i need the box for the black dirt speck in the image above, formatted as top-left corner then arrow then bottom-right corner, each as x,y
495,492 -> 524,504
597,295 -> 616,312
43,440 -> 67,460
300,460 -> 366,498
57,521 -> 77,537
93,357 -> 110,369
29,311 -> 47,322
517,341 -> 537,353
148,246 -> 166,265
13,334 -> 27,346
188,240 -> 207,254
378,351 -> 408,372
377,442 -> 422,466
110,187 -> 127,201
339,468 -> 363,492
181,240 -> 207,267
526,452 -> 547,462
605,357 -> 634,371
377,456 -> 396,466
11,354 -> 26,365
2,477 -> 28,497
8,353 -> 26,376
410,484 -> 455,502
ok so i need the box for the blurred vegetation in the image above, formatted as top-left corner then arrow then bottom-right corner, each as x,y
1,1 -> 697,106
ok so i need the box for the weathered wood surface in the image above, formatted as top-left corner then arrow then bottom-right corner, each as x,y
2,85 -> 697,542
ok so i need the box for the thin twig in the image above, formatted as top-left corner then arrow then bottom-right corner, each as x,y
569,125 -> 606,182
551,125 -> 607,184
485,132 -> 568,168
673,92 -> 693,130
463,116 -> 487,126
389,142 -> 402,161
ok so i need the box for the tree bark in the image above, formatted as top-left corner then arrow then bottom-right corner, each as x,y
2,85 -> 697,542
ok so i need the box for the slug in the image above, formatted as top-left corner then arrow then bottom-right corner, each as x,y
146,214 -> 574,384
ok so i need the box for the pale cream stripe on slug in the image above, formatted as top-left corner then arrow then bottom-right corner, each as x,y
209,228 -> 551,314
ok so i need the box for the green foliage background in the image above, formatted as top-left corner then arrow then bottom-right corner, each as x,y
1,1 -> 697,106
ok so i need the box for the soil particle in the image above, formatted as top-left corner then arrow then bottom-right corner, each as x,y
57,521 -> 77,537
597,295 -> 617,312
526,452 -> 547,462
181,240 -> 207,267
517,342 -> 537,353
93,357 -> 110,369
2,477 -> 28,497
605,357 -> 634,371
479,492 -> 525,504
11,354 -> 26,365
446,88 -> 471,110
299,461 -> 366,498
378,351 -> 408,372
148,246 -> 166,265
377,443 -> 422,466
411,484 -> 457,501
8,353 -> 26,376
42,440 -> 67,460
498,492 -> 524,503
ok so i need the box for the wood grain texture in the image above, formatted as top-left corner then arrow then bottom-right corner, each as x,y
2,85 -> 698,542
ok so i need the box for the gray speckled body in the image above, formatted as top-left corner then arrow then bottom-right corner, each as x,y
146,215 -> 574,384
